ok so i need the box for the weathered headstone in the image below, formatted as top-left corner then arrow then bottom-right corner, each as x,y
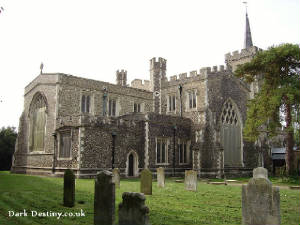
184,170 -> 197,191
242,167 -> 280,225
112,168 -> 120,188
157,167 -> 165,188
140,169 -> 152,195
119,192 -> 151,225
253,166 -> 268,179
94,170 -> 115,225
63,169 -> 75,207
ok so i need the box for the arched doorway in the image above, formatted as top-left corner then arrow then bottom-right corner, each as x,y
220,99 -> 243,166
128,154 -> 134,176
126,150 -> 139,177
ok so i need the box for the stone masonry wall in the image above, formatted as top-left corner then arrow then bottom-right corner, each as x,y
206,71 -> 258,170
12,74 -> 59,175
75,113 -> 192,177
79,116 -> 145,173
146,113 -> 192,171
58,74 -> 153,119
55,127 -> 80,169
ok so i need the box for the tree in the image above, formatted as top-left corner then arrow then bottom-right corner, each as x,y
0,126 -> 17,170
235,43 -> 300,175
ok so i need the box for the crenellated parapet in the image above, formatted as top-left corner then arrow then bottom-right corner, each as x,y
164,65 -> 228,86
131,79 -> 151,91
225,46 -> 262,72
150,57 -> 167,71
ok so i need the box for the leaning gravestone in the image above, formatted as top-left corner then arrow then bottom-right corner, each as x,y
242,167 -> 280,225
140,169 -> 152,195
119,192 -> 151,225
184,170 -> 197,191
112,168 -> 120,188
157,167 -> 165,188
63,169 -> 75,207
94,170 -> 115,225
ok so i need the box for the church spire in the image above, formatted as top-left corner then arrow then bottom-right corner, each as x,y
244,4 -> 253,49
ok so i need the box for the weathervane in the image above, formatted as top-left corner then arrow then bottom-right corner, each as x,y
40,62 -> 44,74
242,1 -> 248,13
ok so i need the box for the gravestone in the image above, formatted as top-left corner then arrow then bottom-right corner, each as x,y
119,192 -> 151,225
253,166 -> 268,179
94,170 -> 115,225
140,169 -> 152,195
184,170 -> 197,191
63,169 -> 75,207
157,167 -> 165,188
242,167 -> 280,225
112,168 -> 120,188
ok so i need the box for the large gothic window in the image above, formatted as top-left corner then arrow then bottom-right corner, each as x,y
220,99 -> 242,166
29,93 -> 47,152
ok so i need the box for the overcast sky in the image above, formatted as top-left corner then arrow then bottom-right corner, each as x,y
0,0 -> 299,128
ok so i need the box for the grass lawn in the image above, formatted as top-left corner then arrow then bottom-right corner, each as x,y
0,171 -> 299,225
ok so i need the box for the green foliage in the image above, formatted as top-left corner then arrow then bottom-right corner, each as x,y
235,43 -> 300,141
0,172 -> 299,225
0,126 -> 17,170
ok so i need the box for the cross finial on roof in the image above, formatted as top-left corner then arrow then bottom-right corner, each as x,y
40,62 -> 44,74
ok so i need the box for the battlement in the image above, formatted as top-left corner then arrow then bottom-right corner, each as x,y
131,79 -> 151,91
166,65 -> 228,85
150,57 -> 167,70
117,69 -> 127,74
225,46 -> 263,72
225,46 -> 260,62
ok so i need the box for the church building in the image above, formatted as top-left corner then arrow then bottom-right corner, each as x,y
11,12 -> 263,178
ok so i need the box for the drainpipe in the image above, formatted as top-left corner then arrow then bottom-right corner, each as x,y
52,132 -> 57,174
178,84 -> 183,117
111,131 -> 117,169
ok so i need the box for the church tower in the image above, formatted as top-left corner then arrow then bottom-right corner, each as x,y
225,7 -> 262,99
225,8 -> 258,72
150,57 -> 166,114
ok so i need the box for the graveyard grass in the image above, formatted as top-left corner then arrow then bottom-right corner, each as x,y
0,172 -> 299,225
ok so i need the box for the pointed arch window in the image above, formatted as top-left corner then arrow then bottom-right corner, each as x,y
220,99 -> 243,166
221,101 -> 239,125
29,93 -> 47,152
